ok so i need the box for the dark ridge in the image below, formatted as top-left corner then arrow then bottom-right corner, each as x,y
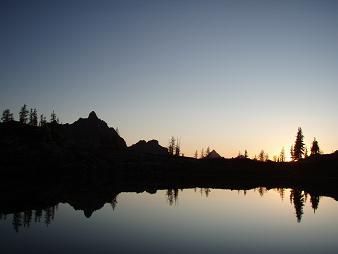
128,139 -> 168,155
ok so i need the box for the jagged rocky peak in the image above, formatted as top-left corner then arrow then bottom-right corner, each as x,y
67,111 -> 127,150
128,139 -> 168,155
88,111 -> 98,120
205,150 -> 222,159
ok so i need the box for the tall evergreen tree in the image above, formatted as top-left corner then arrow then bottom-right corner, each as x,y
39,114 -> 47,126
259,150 -> 265,161
1,109 -> 13,122
194,150 -> 198,159
175,139 -> 180,156
279,147 -> 285,162
29,108 -> 34,125
19,104 -> 29,124
310,138 -> 320,155
29,108 -> 38,126
50,110 -> 57,122
293,127 -> 305,161
168,137 -> 175,155
244,149 -> 248,158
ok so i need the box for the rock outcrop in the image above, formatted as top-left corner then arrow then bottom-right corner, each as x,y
128,139 -> 168,155
64,111 -> 127,150
205,150 -> 223,159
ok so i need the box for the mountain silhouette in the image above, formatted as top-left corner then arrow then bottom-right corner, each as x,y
63,111 -> 127,150
205,150 -> 223,159
0,111 -> 127,172
128,139 -> 168,155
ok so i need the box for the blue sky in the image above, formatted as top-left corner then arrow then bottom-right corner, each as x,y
1,0 -> 338,158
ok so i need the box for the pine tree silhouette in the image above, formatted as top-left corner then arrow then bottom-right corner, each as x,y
1,109 -> 13,122
293,127 -> 305,161
310,138 -> 320,155
19,104 -> 29,124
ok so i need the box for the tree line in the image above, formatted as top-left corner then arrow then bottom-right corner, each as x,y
168,136 -> 181,156
190,127 -> 321,162
290,127 -> 320,161
1,105 -> 59,126
2,107 -> 322,161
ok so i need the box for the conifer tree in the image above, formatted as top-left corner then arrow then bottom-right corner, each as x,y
194,150 -> 198,159
175,139 -> 180,156
33,109 -> 38,126
29,108 -> 38,126
310,138 -> 320,155
168,137 -> 175,155
259,150 -> 265,161
50,110 -> 57,122
1,109 -> 13,122
244,150 -> 248,158
19,104 -> 29,124
29,108 -> 34,125
293,127 -> 305,161
279,147 -> 285,162
39,114 -> 47,126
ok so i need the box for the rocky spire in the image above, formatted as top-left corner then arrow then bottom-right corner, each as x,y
88,111 -> 98,120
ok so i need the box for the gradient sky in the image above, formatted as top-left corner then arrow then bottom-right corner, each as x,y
1,0 -> 338,158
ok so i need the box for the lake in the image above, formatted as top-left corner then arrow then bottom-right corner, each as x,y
1,188 -> 338,253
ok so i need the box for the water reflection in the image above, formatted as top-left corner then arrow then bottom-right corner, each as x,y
166,188 -> 179,205
0,206 -> 58,232
0,188 -> 324,232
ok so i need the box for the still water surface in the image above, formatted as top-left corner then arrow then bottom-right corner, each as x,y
1,188 -> 338,253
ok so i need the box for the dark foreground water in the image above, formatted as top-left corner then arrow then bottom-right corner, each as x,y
1,188 -> 338,254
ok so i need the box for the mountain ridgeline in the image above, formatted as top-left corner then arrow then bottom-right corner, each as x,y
0,111 -> 127,173
1,111 -> 338,220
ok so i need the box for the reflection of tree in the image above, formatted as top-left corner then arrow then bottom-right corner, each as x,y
290,189 -> 305,223
276,188 -> 285,201
111,194 -> 118,210
12,212 -> 22,233
5,205 -> 58,232
23,210 -> 32,228
166,189 -> 179,206
204,188 -> 210,197
258,187 -> 267,197
44,207 -> 55,226
198,188 -> 211,197
310,194 -> 320,212
35,209 -> 42,222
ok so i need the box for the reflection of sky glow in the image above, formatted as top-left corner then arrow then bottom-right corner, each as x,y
1,188 -> 338,253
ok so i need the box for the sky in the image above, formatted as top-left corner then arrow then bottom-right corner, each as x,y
1,0 -> 338,159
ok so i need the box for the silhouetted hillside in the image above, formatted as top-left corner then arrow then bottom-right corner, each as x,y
0,111 -> 126,174
62,111 -> 126,150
